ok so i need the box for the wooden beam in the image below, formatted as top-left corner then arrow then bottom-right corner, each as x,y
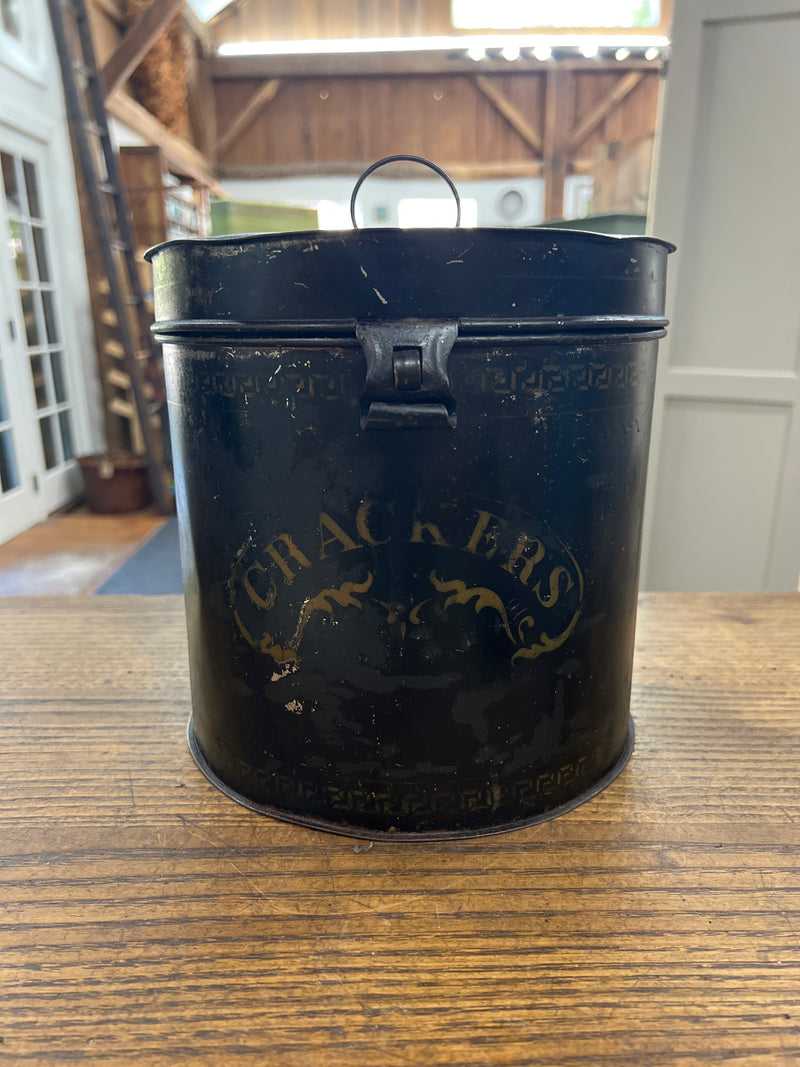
447,160 -> 545,181
210,54 -> 660,79
570,159 -> 592,175
206,0 -> 238,22
472,75 -> 542,158
215,79 -> 282,160
568,71 -> 644,151
543,68 -> 573,222
217,160 -> 547,181
93,0 -> 216,46
187,54 -> 217,159
181,3 -> 211,55
102,0 -> 185,99
91,0 -> 124,23
106,91 -> 225,196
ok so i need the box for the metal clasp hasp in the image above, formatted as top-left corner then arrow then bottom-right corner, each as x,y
357,321 -> 458,431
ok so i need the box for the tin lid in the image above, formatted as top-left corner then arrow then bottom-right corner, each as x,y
146,157 -> 673,341
147,227 -> 672,338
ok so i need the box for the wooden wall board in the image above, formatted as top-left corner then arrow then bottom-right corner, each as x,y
570,71 -> 660,156
215,75 -> 545,168
215,78 -> 283,159
211,0 -> 456,43
213,68 -> 659,218
214,72 -> 579,169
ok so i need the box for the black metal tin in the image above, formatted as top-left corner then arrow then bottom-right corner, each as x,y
147,223 -> 673,840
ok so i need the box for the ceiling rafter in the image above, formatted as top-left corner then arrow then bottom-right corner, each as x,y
210,54 -> 658,78
217,160 -> 552,181
101,0 -> 186,98
106,90 -> 224,195
91,0 -> 124,23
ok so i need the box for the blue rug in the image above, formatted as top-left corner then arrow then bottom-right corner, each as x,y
96,516 -> 183,595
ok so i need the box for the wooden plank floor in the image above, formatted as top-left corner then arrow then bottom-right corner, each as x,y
0,507 -> 166,595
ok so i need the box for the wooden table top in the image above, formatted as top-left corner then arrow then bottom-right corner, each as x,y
1,593 -> 798,1065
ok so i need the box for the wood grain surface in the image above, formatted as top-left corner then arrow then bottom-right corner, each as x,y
0,594 -> 798,1065
0,509 -> 164,595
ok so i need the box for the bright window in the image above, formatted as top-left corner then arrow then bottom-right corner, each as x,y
316,199 -> 353,230
397,197 -> 478,228
452,0 -> 660,29
0,0 -> 41,73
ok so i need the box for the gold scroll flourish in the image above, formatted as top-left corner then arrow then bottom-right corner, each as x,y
237,574 -> 375,667
429,572 -> 516,644
511,605 -> 582,665
233,609 -> 297,664
290,573 -> 374,652
429,572 -> 582,666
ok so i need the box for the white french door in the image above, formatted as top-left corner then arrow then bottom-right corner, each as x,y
642,0 -> 800,591
0,124 -> 84,542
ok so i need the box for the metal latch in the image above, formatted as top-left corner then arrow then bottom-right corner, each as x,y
357,321 -> 458,430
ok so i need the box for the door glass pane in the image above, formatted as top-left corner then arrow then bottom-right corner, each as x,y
30,353 -> 48,408
20,288 -> 40,346
32,226 -> 49,282
22,160 -> 40,218
9,219 -> 32,281
50,350 -> 66,402
42,290 -> 59,343
1,152 -> 20,213
0,428 -> 19,491
59,410 -> 74,461
0,360 -> 8,422
39,414 -> 58,469
0,337 -> 21,493
1,0 -> 22,40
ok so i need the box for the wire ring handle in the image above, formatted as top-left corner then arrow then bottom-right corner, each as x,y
349,154 -> 462,229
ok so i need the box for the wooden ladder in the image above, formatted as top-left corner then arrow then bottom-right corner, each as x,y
46,0 -> 171,514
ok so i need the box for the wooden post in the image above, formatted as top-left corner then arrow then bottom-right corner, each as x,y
188,52 -> 217,161
543,69 -> 572,223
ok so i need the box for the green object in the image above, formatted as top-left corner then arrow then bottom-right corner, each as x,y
550,213 -> 647,236
211,199 -> 318,236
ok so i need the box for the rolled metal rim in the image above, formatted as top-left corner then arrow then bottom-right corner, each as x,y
187,718 -> 635,843
151,316 -> 669,346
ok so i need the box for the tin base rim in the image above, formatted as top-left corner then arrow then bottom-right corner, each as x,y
186,718 -> 635,843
